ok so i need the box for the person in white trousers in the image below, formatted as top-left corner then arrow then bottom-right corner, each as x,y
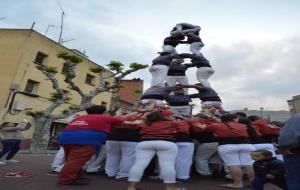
105,141 -> 138,179
166,59 -> 194,94
162,35 -> 185,54
238,117 -> 277,156
105,109 -> 143,179
170,23 -> 204,55
174,120 -> 194,182
186,54 -> 214,88
187,115 -> 221,176
150,52 -> 177,87
50,146 -> 65,173
84,145 -> 107,173
208,114 -> 255,189
194,142 -> 219,176
127,111 -> 184,190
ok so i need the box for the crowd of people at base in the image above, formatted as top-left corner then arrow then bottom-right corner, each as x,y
41,103 -> 289,190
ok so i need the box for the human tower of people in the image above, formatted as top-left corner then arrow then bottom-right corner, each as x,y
0,23 -> 288,190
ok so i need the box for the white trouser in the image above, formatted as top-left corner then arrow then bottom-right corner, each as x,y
149,65 -> 169,87
128,141 -> 178,183
190,42 -> 204,55
170,106 -> 190,117
162,45 -> 178,54
253,143 -> 276,156
196,67 -> 215,88
194,142 -> 218,176
175,142 -> 194,180
51,146 -> 65,172
105,141 -> 137,178
166,76 -> 189,94
84,145 -> 107,172
218,144 -> 256,166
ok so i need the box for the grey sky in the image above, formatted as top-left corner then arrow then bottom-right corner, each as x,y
1,0 -> 300,110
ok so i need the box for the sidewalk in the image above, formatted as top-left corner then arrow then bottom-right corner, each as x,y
0,154 -> 281,190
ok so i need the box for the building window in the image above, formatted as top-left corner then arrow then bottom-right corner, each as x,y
24,80 -> 40,94
104,81 -> 110,88
34,52 -> 48,65
61,63 -> 69,73
85,74 -> 95,85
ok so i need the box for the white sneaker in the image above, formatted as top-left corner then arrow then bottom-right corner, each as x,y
0,161 -> 7,165
5,159 -> 20,163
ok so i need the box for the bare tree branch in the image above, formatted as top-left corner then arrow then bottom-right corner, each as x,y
63,60 -> 85,97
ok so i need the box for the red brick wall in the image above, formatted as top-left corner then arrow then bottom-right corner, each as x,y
118,79 -> 143,104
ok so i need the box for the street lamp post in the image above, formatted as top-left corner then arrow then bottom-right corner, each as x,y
260,107 -> 264,119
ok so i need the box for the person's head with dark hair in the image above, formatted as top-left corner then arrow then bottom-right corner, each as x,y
239,117 -> 260,137
220,114 -> 238,123
238,117 -> 251,125
86,105 -> 107,115
251,150 -> 273,161
248,115 -> 261,122
220,114 -> 238,129
235,112 -> 247,118
145,111 -> 165,126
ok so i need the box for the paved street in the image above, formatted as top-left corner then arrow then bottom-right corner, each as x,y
0,154 -> 281,190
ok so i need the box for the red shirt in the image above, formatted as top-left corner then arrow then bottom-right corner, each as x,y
65,114 -> 123,133
251,120 -> 280,135
209,122 -> 248,138
186,118 -> 214,134
139,120 -> 179,139
112,115 -> 141,129
176,120 -> 190,134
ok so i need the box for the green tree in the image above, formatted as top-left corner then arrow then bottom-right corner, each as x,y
28,52 -> 148,153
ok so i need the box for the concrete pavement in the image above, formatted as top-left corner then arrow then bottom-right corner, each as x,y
0,154 -> 281,190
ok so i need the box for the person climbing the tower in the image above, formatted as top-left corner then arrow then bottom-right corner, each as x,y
170,23 -> 204,55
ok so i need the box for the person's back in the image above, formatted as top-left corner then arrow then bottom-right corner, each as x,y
152,54 -> 174,66
127,111 -> 182,190
139,120 -> 178,141
65,114 -> 122,133
210,122 -> 248,138
58,105 -> 123,186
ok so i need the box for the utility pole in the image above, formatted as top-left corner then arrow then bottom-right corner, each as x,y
58,11 -> 64,44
